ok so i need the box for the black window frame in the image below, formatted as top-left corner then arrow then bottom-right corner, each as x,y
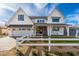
52,17 -> 60,22
37,19 -> 45,23
18,15 -> 24,21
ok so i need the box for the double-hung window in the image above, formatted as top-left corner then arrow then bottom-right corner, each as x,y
18,15 -> 24,21
52,17 -> 60,22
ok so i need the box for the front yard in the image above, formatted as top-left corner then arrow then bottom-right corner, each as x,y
17,36 -> 79,56
16,46 -> 79,56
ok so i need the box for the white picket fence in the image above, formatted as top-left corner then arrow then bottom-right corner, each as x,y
16,38 -> 79,51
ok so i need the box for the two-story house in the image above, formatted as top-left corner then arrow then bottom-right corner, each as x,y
6,8 -> 79,37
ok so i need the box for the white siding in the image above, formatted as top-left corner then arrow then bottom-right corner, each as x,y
47,9 -> 64,24
9,28 -> 33,36
32,19 -> 47,23
7,8 -> 33,25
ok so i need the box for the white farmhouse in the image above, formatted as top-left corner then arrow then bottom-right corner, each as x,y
6,7 -> 79,37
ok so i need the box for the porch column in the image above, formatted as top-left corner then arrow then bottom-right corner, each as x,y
49,25 -> 51,36
66,26 -> 69,36
48,25 -> 51,36
30,26 -> 34,36
34,25 -> 36,36
76,29 -> 78,37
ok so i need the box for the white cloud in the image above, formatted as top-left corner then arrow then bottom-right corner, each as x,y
0,20 -> 5,24
65,9 -> 79,25
66,14 -> 79,21
0,4 -> 16,12
34,3 -> 48,11
0,3 -> 18,17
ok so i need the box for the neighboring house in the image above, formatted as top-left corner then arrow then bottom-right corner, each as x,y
6,8 -> 79,37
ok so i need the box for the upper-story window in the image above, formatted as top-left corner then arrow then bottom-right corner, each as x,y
37,19 -> 45,23
12,28 -> 15,30
18,15 -> 24,21
52,17 -> 60,22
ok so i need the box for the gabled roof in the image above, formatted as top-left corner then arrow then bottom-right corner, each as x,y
6,7 -> 33,26
48,7 -> 64,18
29,16 -> 47,19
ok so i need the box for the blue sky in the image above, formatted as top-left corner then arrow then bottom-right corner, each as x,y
0,3 -> 79,25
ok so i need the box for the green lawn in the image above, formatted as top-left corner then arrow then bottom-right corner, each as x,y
51,40 -> 79,43
30,36 -> 79,38
44,40 -> 79,43
22,40 -> 79,44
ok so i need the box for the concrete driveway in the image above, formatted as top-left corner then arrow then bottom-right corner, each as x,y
0,37 -> 16,51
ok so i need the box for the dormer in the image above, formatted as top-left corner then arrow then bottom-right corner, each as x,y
47,8 -> 64,24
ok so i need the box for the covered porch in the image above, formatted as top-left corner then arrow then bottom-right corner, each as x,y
33,24 -> 79,37
34,23 -> 47,36
8,24 -> 79,37
47,24 -> 79,37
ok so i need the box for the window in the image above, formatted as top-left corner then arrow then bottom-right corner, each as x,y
52,17 -> 60,22
18,15 -> 24,21
12,29 -> 15,30
37,19 -> 45,23
20,28 -> 26,30
41,20 -> 44,23
27,28 -> 30,30
19,28 -> 26,30
19,28 -> 22,30
52,27 -> 59,31
37,20 -> 40,23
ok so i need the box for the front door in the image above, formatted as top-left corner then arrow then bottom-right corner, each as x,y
36,26 -> 47,36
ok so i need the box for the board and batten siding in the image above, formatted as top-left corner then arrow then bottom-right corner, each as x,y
8,27 -> 34,37
7,8 -> 33,37
7,8 -> 33,25
47,9 -> 64,24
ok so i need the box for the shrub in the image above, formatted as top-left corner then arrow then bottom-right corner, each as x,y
54,52 -> 63,56
32,46 -> 36,48
16,49 -> 24,56
66,52 -> 75,56
44,50 -> 50,56
32,51 -> 38,56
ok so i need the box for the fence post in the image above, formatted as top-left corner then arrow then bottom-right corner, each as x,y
16,38 -> 19,51
48,37 -> 51,51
